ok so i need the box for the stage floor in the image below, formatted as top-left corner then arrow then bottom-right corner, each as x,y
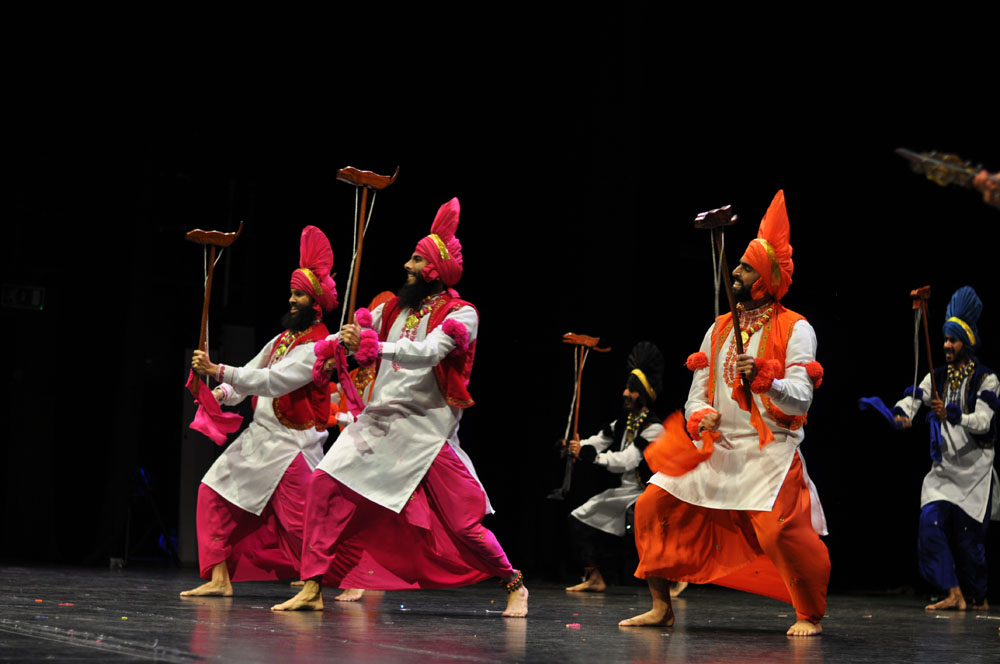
0,566 -> 996,663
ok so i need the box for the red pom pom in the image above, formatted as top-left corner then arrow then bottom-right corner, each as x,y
686,352 -> 709,371
806,361 -> 824,388
750,358 -> 783,394
442,318 -> 469,356
355,307 -> 373,329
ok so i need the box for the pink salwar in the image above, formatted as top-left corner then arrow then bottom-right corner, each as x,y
300,443 -> 514,589
196,453 -> 311,581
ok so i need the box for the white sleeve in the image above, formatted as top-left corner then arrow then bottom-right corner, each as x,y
224,340 -> 316,398
684,325 -> 716,420
217,336 -> 278,406
594,422 -> 663,473
580,422 -> 617,454
962,373 -> 999,434
380,306 -> 477,369
894,373 -> 933,420
765,320 -> 816,416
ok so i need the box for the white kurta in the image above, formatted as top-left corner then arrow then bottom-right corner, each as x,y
570,418 -> 665,536
895,370 -> 1000,522
201,334 -> 327,516
317,301 -> 491,515
650,316 -> 828,535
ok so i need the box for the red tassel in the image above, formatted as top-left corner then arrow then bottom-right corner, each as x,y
805,361 -> 824,388
751,358 -> 783,394
686,352 -> 709,371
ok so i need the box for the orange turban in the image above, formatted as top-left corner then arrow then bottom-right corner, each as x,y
743,190 -> 794,301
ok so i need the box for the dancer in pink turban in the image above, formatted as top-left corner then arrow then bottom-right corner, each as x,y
272,198 -> 528,618
181,226 -> 338,597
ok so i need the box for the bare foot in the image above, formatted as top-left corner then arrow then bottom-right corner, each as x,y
290,580 -> 304,588
669,581 -> 688,598
787,619 -> 822,636
271,579 -> 324,611
925,587 -> 966,611
503,586 -> 529,618
566,568 -> 606,592
618,605 -> 675,627
335,588 -> 365,602
180,563 -> 232,597
970,600 -> 989,612
179,579 -> 233,597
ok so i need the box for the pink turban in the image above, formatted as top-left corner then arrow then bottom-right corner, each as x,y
414,198 -> 463,287
290,225 -> 339,315
743,190 -> 794,301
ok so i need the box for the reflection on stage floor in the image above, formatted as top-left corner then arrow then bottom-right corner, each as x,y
0,566 -> 996,663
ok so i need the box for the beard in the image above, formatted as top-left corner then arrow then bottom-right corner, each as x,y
733,278 -> 753,303
396,276 -> 442,310
280,306 -> 314,332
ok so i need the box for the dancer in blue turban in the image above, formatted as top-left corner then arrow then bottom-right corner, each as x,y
894,286 -> 998,611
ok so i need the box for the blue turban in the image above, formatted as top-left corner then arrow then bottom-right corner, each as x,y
942,286 -> 982,349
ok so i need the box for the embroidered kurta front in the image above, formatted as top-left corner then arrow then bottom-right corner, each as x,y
201,333 -> 327,516
650,313 -> 827,534
895,371 -> 999,522
317,302 -> 491,514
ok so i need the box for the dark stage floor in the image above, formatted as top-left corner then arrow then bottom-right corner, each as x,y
1,566 -> 997,663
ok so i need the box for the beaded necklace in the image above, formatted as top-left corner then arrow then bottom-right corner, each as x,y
946,361 -> 975,392
393,292 -> 447,371
272,324 -> 315,364
623,409 -> 649,447
723,304 -> 774,387
402,292 -> 447,337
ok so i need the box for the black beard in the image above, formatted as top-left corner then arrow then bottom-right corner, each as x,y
397,277 -> 442,310
949,347 -> 971,367
280,307 -> 314,332
733,279 -> 752,303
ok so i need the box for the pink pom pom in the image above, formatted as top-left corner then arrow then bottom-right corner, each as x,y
751,358 -> 783,394
686,352 -> 709,371
355,308 -> 373,329
312,356 -> 331,389
442,318 -> 469,356
355,329 -> 380,367
806,361 -> 824,388
314,338 -> 337,361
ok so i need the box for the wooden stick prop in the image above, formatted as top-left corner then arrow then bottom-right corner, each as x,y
336,166 -> 400,322
910,285 -> 939,400
547,333 -> 611,500
896,148 -> 1000,209
694,205 -> 753,403
186,221 -> 244,381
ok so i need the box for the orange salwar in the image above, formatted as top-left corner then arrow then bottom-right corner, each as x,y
634,453 -> 829,623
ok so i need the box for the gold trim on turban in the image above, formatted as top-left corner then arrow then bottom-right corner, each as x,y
298,268 -> 323,295
947,316 -> 976,346
429,234 -> 451,260
754,238 -> 781,288
631,369 -> 657,401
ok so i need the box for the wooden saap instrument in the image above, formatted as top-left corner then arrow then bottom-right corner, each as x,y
547,333 -> 611,500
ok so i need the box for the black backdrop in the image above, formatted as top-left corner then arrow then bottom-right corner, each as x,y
3,18 -> 997,596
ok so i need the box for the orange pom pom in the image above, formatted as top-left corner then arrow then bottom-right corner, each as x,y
806,361 -> 824,388
751,359 -> 783,393
686,408 -> 715,439
686,352 -> 709,371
